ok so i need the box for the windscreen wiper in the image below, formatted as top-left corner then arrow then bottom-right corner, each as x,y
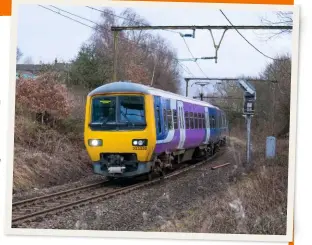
120,110 -> 135,127
101,117 -> 111,127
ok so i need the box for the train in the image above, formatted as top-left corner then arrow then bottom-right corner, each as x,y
84,81 -> 229,180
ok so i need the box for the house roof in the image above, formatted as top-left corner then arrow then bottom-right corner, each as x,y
16,63 -> 70,73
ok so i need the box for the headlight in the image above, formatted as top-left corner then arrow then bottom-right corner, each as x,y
132,139 -> 148,146
88,139 -> 103,147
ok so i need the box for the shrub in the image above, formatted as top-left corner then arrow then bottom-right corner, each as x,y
16,72 -> 72,125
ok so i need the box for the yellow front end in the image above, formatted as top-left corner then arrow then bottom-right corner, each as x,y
84,92 -> 156,177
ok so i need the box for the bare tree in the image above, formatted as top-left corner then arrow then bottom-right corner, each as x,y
261,11 -> 293,27
257,11 -> 293,41
259,54 -> 291,136
71,7 -> 181,93
207,54 -> 291,137
16,47 -> 23,63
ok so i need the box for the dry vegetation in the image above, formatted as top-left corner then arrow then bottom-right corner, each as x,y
155,135 -> 289,235
13,73 -> 92,193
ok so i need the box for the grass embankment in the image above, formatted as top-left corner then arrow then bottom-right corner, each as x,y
13,87 -> 92,193
155,134 -> 289,235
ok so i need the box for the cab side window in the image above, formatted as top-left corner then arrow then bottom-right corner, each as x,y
156,107 -> 162,134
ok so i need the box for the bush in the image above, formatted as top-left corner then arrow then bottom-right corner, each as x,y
16,72 -> 72,125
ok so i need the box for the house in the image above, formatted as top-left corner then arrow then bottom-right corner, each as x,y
16,63 -> 70,80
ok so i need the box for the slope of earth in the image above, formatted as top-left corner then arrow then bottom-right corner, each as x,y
13,94 -> 93,194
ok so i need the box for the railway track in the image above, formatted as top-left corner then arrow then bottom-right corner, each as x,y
11,148 -> 226,228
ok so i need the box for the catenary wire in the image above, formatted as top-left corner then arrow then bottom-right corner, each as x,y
219,9 -> 278,61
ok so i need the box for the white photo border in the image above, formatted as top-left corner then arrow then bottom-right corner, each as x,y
4,0 -> 300,243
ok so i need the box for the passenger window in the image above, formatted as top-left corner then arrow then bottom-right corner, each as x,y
167,110 -> 173,130
202,114 -> 205,128
190,112 -> 194,129
203,114 -> 205,128
185,112 -> 189,129
173,110 -> 178,129
197,113 -> 200,129
206,113 -> 209,128
211,116 -> 215,128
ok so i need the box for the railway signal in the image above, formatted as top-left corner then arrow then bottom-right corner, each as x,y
238,79 -> 256,115
191,77 -> 277,167
238,79 -> 256,167
243,93 -> 255,115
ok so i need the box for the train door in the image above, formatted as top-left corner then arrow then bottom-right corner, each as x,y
154,96 -> 163,140
204,107 -> 210,144
156,106 -> 161,136
177,100 -> 186,149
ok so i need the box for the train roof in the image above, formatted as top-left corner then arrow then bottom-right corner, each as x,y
88,81 -> 221,110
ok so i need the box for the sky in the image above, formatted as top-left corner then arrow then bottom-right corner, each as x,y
16,3 -> 293,97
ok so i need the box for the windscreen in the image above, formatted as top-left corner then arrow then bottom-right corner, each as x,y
90,95 -> 146,130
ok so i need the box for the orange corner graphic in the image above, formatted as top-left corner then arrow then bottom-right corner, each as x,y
0,0 -> 11,16
0,0 -> 295,16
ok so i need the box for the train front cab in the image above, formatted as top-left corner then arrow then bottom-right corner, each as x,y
84,92 -> 157,178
